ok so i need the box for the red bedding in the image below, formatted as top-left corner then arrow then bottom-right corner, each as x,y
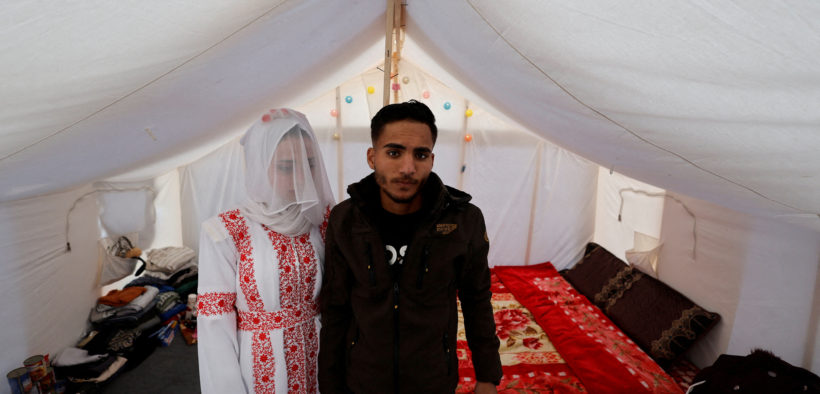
457,262 -> 682,393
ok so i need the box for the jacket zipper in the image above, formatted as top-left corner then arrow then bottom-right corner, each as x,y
443,332 -> 452,376
415,244 -> 430,289
366,241 -> 376,286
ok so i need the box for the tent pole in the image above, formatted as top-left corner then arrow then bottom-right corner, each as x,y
382,0 -> 395,106
335,86 -> 344,202
524,141 -> 543,265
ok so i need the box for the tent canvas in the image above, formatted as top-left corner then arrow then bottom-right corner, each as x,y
1,0 -> 819,385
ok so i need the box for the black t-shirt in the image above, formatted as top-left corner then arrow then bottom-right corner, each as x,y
376,207 -> 424,278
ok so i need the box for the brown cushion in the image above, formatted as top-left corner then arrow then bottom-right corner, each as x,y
563,242 -> 720,365
604,266 -> 720,365
561,243 -> 628,309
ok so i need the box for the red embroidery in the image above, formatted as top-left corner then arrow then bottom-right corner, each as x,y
219,210 -> 264,312
263,224 -> 320,393
293,232 -> 319,311
221,210 -> 321,393
319,204 -> 331,243
265,229 -> 299,309
237,303 -> 318,331
197,292 -> 236,316
221,210 -> 275,392
284,319 -> 319,393
252,331 -> 276,393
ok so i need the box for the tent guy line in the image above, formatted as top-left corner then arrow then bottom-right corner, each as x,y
0,1 -> 289,164
464,0 -> 816,217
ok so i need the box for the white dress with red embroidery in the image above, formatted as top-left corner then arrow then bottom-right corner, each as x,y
197,208 -> 329,394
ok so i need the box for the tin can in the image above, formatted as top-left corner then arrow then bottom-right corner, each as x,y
23,355 -> 47,381
6,367 -> 33,394
36,367 -> 55,394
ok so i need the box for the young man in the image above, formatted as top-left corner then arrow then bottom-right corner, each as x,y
319,100 -> 502,393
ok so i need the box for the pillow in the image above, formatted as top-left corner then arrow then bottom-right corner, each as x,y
625,231 -> 662,278
561,243 -> 628,309
603,267 -> 720,365
625,243 -> 662,278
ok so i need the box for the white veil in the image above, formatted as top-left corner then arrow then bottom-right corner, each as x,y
239,108 -> 334,236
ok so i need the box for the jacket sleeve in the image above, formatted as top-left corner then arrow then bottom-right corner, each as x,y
196,217 -> 246,393
458,207 -> 503,385
318,210 -> 352,394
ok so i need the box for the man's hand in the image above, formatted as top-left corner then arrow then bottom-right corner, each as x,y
474,381 -> 497,394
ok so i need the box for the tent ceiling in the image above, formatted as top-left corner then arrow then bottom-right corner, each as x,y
1,0 -> 819,230
404,0 -> 820,228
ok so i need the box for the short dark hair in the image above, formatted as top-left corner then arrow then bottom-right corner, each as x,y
370,100 -> 438,145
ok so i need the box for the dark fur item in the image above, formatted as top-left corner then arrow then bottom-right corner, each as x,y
689,349 -> 820,393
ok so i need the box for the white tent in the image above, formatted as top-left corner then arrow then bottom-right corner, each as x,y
2,0 -> 819,384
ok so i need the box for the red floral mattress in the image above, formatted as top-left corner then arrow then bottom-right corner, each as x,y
456,262 -> 682,393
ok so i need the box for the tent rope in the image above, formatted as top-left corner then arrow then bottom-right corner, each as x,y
465,0 -> 816,216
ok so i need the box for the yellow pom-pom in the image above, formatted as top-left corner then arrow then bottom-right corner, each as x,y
465,109 -> 474,117
367,86 -> 375,94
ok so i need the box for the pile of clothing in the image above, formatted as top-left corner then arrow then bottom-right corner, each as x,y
54,246 -> 198,392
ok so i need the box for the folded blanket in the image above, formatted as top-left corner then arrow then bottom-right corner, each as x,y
145,246 -> 196,274
116,286 -> 159,316
98,287 -> 147,307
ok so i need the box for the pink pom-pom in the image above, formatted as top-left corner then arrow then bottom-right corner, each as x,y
330,109 -> 338,117
422,90 -> 430,99
262,114 -> 271,122
392,83 -> 400,91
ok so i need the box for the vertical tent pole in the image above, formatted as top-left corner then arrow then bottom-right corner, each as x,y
524,141 -> 544,265
383,0 -> 395,106
335,86 -> 344,202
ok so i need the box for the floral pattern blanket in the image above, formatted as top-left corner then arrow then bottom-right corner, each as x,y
456,262 -> 682,393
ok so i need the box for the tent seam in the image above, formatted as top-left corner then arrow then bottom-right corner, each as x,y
0,0 -> 291,164
463,0 -> 813,215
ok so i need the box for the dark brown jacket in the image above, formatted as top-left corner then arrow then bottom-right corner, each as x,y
318,173 -> 502,394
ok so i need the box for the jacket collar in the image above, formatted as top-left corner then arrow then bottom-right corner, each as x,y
347,172 -> 471,217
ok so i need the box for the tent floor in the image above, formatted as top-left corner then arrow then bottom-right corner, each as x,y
103,334 -> 199,393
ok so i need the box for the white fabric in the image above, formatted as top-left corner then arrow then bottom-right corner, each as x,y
197,214 -> 323,394
239,108 -> 334,236
625,232 -> 662,278
145,246 -> 196,274
53,347 -> 107,367
97,188 -> 156,239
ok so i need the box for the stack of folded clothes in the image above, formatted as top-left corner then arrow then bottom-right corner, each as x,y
55,245 -> 200,391
126,246 -> 199,301
90,286 -> 160,328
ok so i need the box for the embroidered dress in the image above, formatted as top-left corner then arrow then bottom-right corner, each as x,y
198,209 -> 328,393
197,108 -> 334,393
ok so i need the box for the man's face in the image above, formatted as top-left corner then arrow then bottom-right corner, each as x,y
367,120 -> 435,213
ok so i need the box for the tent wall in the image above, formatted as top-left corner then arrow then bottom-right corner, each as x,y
656,194 -> 820,373
0,185 -> 100,377
595,170 -> 820,373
